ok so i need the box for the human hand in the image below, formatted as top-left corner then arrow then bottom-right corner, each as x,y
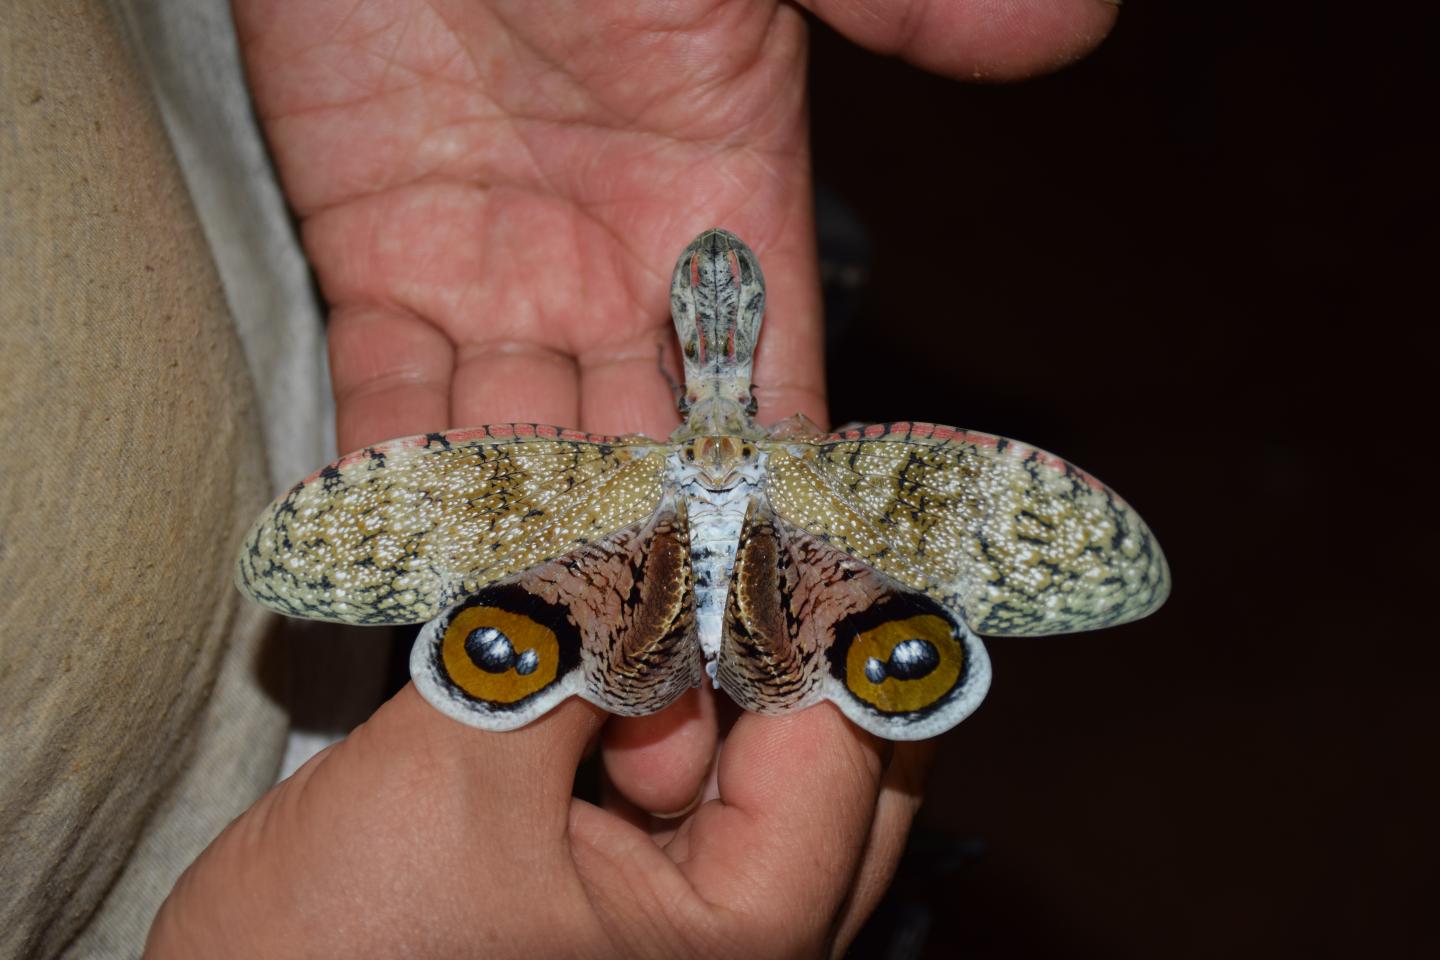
148,1 -> 1115,955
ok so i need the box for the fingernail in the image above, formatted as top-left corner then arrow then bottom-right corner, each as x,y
649,784 -> 705,820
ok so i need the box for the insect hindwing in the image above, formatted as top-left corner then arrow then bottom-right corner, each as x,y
411,502 -> 702,730
720,500 -> 990,740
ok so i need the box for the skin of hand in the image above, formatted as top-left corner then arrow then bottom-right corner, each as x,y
147,1 -> 1115,956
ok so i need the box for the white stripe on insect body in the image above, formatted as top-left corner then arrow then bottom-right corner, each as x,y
666,441 -> 766,679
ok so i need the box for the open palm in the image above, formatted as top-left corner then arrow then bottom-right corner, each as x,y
149,1 -> 1115,956
240,0 -> 833,449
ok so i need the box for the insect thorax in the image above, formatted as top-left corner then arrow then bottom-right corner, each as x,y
667,438 -> 766,670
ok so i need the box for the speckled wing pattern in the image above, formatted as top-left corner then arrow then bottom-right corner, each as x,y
237,425 -> 666,626
761,422 -> 1169,637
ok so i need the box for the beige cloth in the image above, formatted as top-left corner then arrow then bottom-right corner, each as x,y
0,0 -> 345,955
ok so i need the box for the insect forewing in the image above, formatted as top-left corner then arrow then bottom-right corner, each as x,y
761,422 -> 1169,637
236,425 -> 666,625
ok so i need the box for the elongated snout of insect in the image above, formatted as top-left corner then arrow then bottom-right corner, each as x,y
670,229 -> 765,413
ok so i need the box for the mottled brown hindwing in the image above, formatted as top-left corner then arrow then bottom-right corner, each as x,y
721,499 -> 991,739
411,504 -> 701,730
718,504 -> 825,713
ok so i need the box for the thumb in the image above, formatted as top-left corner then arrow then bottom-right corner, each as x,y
677,707 -> 893,956
149,685 -> 605,956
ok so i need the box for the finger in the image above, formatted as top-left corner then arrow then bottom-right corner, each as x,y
673,706 -> 890,956
749,239 -> 829,429
450,337 -> 581,428
330,308 -> 586,453
601,687 -> 718,818
577,328 -> 683,440
337,688 -> 607,918
307,184 -> 593,437
828,740 -> 934,956
579,326 -> 711,816
328,303 -> 454,451
152,686 -> 608,957
800,0 -> 1120,80
351,684 -> 606,814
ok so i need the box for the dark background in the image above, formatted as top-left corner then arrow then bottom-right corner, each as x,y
809,4 -> 1436,958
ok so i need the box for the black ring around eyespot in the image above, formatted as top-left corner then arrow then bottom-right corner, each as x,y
433,583 -> 581,711
828,592 -> 971,718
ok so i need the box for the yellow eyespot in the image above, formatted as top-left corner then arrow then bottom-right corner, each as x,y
440,606 -> 560,705
844,614 -> 963,714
